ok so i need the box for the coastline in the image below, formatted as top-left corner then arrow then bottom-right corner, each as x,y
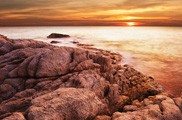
0,34 -> 181,119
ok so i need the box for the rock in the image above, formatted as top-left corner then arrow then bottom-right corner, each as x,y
26,88 -> 109,120
71,41 -> 79,44
0,35 -> 175,120
132,100 -> 142,107
47,33 -> 70,38
3,112 -> 25,120
112,104 -> 163,120
173,97 -> 182,111
0,35 -> 8,42
0,84 -> 16,100
95,115 -> 111,120
50,41 -> 61,44
123,105 -> 138,112
77,43 -> 94,47
154,94 -> 168,102
112,112 -> 141,120
111,95 -> 182,120
161,97 -> 182,120
143,98 -> 153,106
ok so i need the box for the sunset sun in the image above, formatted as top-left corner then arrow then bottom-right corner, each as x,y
127,22 -> 136,26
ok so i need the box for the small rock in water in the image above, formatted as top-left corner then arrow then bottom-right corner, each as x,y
47,33 -> 70,38
71,41 -> 79,44
50,41 -> 60,44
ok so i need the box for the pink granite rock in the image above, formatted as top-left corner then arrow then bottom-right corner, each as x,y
1,35 -> 179,120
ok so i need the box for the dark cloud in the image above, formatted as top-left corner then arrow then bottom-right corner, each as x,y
0,0 -> 44,10
0,0 -> 176,11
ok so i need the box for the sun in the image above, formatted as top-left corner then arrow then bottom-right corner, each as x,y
126,22 -> 136,26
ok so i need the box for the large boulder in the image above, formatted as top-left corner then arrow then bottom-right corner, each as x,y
27,88 -> 108,120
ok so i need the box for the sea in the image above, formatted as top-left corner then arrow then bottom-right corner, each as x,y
0,26 -> 182,96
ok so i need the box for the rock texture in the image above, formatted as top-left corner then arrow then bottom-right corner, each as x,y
47,33 -> 70,38
112,94 -> 182,120
0,34 -> 181,120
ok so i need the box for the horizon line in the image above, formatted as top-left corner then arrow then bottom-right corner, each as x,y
0,25 -> 182,27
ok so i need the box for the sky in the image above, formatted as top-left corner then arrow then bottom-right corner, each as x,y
0,0 -> 182,26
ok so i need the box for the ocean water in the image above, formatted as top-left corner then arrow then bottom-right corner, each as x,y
0,26 -> 182,96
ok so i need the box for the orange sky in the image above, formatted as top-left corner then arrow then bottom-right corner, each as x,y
0,0 -> 182,26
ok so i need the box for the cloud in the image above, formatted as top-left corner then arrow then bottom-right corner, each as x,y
0,0 -> 177,11
0,0 -> 181,26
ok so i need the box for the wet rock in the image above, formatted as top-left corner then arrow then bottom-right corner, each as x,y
71,41 -> 79,44
47,33 -> 70,38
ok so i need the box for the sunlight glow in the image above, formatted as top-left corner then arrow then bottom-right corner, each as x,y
127,22 -> 136,26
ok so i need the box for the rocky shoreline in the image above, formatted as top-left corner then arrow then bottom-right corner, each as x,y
0,34 -> 181,120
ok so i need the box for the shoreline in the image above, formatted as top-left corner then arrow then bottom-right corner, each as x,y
0,34 -> 181,119
79,41 -> 182,97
